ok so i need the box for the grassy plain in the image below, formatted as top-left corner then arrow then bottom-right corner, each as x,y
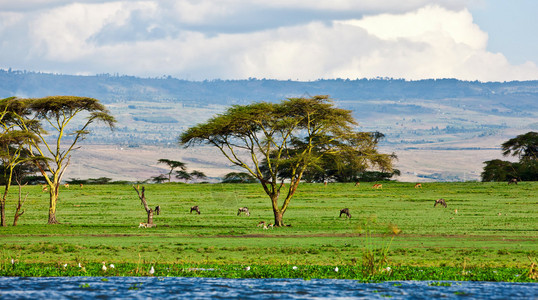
0,181 -> 536,279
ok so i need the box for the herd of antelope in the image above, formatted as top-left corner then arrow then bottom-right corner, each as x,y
142,181 -> 461,229
40,180 -> 465,229
35,178 -> 522,230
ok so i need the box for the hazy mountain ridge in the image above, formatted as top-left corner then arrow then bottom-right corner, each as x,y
2,69 -> 537,104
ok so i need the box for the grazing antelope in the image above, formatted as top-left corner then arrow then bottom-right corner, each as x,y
354,182 -> 360,187
324,181 -> 328,186
454,209 -> 458,214
257,221 -> 266,227
139,222 -> 155,228
339,208 -> 351,218
237,207 -> 250,216
434,198 -> 447,208
414,183 -> 422,188
267,223 -> 274,229
190,205 -> 200,214
80,183 -> 84,189
508,178 -> 518,185
372,183 -> 382,189
42,185 -> 48,192
64,183 -> 70,189
154,205 -> 161,215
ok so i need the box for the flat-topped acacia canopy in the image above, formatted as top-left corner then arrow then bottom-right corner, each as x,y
180,95 -> 394,226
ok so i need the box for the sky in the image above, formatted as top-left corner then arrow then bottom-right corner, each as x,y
1,0 -> 537,82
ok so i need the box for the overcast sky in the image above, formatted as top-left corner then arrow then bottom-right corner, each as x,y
1,0 -> 537,81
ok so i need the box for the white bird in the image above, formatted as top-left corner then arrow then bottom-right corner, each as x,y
101,262 -> 107,272
109,264 -> 115,269
334,267 -> 339,272
11,258 -> 15,265
78,262 -> 82,268
63,263 -> 68,269
149,266 -> 155,275
292,266 -> 298,270
244,266 -> 250,271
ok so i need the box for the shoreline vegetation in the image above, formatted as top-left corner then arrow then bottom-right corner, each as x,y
0,263 -> 535,282
0,182 -> 536,282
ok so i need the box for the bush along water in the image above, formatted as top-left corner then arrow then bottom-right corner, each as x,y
0,261 -> 535,282
356,216 -> 400,279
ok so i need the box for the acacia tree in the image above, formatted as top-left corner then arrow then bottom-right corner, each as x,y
482,132 -> 538,182
11,96 -> 116,224
180,95 -> 394,226
502,131 -> 538,161
189,170 -> 207,181
151,174 -> 168,183
157,159 -> 186,182
481,159 -> 517,182
0,97 -> 40,227
221,172 -> 257,183
260,132 -> 397,183
174,170 -> 207,182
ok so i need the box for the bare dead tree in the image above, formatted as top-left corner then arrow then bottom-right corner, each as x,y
13,178 -> 27,226
133,185 -> 155,227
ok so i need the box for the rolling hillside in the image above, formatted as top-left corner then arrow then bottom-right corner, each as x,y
1,69 -> 537,182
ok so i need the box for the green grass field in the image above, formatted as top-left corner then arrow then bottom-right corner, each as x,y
1,181 -> 536,278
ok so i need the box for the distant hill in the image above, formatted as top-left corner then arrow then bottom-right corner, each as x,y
2,69 -> 538,105
1,69 -> 537,182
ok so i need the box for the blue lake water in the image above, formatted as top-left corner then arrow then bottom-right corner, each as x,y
0,277 -> 536,299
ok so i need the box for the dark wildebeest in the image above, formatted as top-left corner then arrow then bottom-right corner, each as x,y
434,198 -> 447,208
339,208 -> 351,218
237,207 -> 250,216
190,205 -> 200,214
154,205 -> 161,215
508,178 -> 518,185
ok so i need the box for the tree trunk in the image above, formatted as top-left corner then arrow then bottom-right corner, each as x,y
1,179 -> 11,227
13,184 -> 27,226
147,209 -> 154,225
133,185 -> 155,226
0,201 -> 5,227
274,210 -> 284,227
13,202 -> 24,226
48,184 -> 59,224
13,211 -> 22,226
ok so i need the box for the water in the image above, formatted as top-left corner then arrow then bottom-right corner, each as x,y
0,277 -> 536,299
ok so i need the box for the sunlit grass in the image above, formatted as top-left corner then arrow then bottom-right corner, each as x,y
0,181 -> 536,278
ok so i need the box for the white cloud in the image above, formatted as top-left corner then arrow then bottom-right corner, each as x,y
331,5 -> 538,81
0,1 -> 537,81
340,6 -> 487,49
